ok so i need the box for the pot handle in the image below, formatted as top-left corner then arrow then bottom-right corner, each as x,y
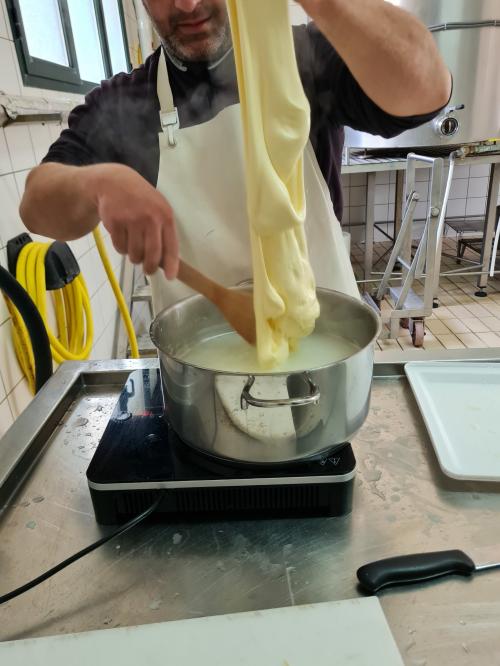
240,375 -> 320,410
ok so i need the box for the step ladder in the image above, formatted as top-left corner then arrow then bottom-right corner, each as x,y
131,281 -> 156,357
374,153 -> 445,347
114,260 -> 156,358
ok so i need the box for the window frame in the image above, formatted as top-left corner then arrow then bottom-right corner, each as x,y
6,0 -> 131,95
94,0 -> 131,79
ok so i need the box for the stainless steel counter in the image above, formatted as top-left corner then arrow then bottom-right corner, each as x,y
1,356 -> 500,665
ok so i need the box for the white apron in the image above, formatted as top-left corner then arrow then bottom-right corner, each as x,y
150,50 -> 358,314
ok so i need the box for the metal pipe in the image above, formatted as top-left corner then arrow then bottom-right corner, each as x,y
356,269 -> 500,285
423,151 -> 459,301
490,225 -> 500,277
406,154 -> 438,165
397,259 -> 412,272
437,152 -> 460,241
375,191 -> 418,301
429,20 -> 500,33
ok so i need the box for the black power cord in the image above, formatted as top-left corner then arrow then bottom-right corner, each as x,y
0,493 -> 165,606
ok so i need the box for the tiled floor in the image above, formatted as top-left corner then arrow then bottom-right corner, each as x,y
351,237 -> 500,353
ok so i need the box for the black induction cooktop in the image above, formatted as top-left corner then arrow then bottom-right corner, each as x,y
87,370 -> 356,525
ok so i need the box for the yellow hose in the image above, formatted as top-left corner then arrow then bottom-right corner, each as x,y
10,229 -> 139,394
15,242 -> 94,365
92,227 -> 140,359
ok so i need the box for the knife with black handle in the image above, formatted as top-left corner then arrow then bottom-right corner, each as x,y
357,549 -> 500,594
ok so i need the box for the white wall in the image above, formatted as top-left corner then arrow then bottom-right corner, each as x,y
0,0 -> 139,425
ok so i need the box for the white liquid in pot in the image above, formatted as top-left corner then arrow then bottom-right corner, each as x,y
179,331 -> 360,373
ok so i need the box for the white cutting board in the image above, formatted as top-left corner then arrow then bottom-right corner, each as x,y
0,598 -> 403,665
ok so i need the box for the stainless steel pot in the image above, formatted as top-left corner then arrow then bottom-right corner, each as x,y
150,288 -> 381,464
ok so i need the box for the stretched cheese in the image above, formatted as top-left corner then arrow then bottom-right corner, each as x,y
227,0 -> 320,368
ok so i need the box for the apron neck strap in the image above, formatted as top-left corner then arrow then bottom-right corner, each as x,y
158,49 -> 179,147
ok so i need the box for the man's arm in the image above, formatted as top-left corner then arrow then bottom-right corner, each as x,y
20,162 -> 179,278
19,60 -> 178,278
21,163 -> 99,240
297,0 -> 451,117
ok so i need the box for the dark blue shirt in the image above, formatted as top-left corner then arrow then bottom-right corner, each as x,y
43,23 -> 440,221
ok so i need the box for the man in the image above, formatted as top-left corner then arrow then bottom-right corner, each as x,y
20,0 -> 451,308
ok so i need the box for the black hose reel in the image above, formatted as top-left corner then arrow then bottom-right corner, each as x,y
0,232 -> 81,394
0,265 -> 53,393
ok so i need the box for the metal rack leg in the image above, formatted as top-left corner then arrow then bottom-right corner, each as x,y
476,163 -> 500,296
394,170 -> 405,238
401,177 -> 413,283
364,172 -> 376,282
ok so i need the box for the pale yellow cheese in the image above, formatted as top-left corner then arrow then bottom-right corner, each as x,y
227,0 -> 320,368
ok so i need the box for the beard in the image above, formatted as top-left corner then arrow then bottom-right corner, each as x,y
161,3 -> 232,63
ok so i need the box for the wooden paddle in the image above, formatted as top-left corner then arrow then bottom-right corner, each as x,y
177,260 -> 256,345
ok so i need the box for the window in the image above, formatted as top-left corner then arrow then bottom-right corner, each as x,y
6,0 -> 131,94
102,0 -> 130,75
67,0 -> 107,84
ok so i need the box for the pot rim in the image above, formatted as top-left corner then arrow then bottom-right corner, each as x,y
150,287 -> 382,377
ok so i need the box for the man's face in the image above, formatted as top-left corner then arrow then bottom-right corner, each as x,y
143,0 -> 231,62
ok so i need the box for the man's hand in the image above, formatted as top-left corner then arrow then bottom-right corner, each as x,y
21,162 -> 179,279
295,0 -> 451,117
87,164 -> 179,278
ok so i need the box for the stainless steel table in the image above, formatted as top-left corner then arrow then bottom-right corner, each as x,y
342,153 -> 500,294
1,355 -> 500,665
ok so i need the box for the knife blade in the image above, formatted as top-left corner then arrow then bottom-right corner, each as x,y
357,549 -> 500,594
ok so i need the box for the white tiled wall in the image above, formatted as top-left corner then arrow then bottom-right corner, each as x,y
0,0 -> 136,424
341,164 -> 500,243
